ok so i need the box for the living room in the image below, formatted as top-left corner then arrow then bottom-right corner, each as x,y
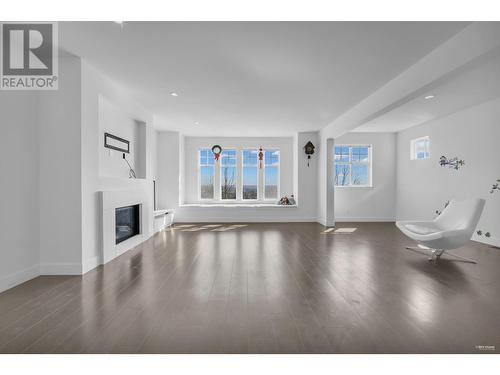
1,2 -> 500,373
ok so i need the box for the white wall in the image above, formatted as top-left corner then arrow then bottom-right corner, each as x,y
317,133 -> 335,226
0,92 -> 40,292
38,54 -> 83,275
0,54 -> 85,289
98,96 -> 146,179
295,132 -> 319,221
334,132 -> 397,221
156,131 -> 181,210
396,97 -> 500,247
81,61 -> 157,272
1,56 -> 160,292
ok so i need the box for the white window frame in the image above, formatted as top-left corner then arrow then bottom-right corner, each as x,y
241,149 -> 259,201
410,136 -> 430,160
334,144 -> 372,188
220,149 -> 238,201
198,148 -> 215,201
263,149 -> 281,201
197,147 -> 281,203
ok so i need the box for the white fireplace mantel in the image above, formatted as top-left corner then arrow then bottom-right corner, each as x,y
100,189 -> 153,264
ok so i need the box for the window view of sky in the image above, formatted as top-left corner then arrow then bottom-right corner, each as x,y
264,150 -> 279,199
334,146 -> 370,186
412,136 -> 430,160
200,149 -> 215,199
221,150 -> 237,199
243,150 -> 258,199
199,148 -> 280,200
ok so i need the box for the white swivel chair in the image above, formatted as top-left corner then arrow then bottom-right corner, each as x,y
396,198 -> 485,263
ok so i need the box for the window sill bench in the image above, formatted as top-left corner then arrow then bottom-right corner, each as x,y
179,203 -> 298,208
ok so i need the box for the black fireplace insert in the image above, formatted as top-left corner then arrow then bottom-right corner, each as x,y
115,204 -> 140,244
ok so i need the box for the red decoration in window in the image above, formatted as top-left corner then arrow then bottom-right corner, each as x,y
211,145 -> 222,162
258,147 -> 264,169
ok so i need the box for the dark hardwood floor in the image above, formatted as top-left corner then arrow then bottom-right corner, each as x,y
1,222 -> 499,354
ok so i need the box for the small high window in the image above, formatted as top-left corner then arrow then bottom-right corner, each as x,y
411,136 -> 430,160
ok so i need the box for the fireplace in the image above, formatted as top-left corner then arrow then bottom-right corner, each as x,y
115,204 -> 140,244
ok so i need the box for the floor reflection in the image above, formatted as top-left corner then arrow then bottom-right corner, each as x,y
13,222 -> 498,354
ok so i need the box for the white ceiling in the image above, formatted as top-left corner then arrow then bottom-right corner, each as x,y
59,22 -> 469,136
353,49 -> 500,133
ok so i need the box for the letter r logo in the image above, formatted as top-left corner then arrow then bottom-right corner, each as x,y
2,23 -> 53,75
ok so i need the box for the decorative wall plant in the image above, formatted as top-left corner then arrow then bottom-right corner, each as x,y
436,153 -> 496,241
490,179 -> 500,194
439,155 -> 465,170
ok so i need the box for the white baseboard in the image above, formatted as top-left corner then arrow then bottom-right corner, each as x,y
472,234 -> 500,248
334,217 -> 395,222
82,256 -> 101,274
0,264 -> 40,294
174,217 -> 318,223
40,262 -> 83,275
316,218 -> 335,227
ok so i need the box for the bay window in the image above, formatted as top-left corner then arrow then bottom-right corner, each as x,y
197,147 -> 280,202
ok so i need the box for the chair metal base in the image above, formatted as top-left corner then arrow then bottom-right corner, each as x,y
405,245 -> 477,264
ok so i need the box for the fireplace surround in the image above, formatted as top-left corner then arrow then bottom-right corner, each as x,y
101,189 -> 152,265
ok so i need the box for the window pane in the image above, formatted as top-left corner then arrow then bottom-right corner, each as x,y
334,147 -> 341,161
200,166 -> 214,199
243,166 -> 258,199
334,146 -> 349,162
200,149 -> 215,165
411,137 -> 430,160
264,166 -> 278,199
221,150 -> 236,166
335,164 -> 350,186
221,166 -> 236,199
352,147 -> 369,162
243,150 -> 258,165
265,150 -> 279,165
352,164 -> 369,185
207,154 -> 215,165
199,149 -> 207,165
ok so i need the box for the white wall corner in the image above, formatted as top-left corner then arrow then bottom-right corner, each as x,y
472,234 -> 500,249
316,217 -> 335,227
82,256 -> 101,274
0,264 -> 40,294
